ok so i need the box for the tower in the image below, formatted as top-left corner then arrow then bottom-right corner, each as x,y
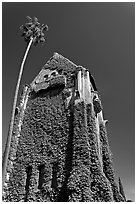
3,53 -> 125,202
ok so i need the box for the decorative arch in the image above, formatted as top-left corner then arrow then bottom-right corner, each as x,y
89,72 -> 97,91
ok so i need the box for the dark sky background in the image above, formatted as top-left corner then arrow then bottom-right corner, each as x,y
2,2 -> 135,201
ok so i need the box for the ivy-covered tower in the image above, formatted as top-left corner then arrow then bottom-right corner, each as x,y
3,53 -> 125,202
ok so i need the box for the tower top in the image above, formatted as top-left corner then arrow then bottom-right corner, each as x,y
30,53 -> 97,93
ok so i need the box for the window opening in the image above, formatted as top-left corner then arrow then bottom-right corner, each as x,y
44,74 -> 49,80
25,166 -> 32,201
38,165 -> 45,189
51,162 -> 58,189
51,71 -> 56,77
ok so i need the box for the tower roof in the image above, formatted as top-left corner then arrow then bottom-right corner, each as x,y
30,53 -> 97,92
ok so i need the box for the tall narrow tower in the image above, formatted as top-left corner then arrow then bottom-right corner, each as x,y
3,53 -> 125,202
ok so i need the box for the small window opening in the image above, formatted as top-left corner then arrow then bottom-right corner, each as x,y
15,107 -> 19,116
25,166 -> 32,201
38,165 -> 45,189
58,69 -> 63,75
44,74 -> 49,80
51,71 -> 56,77
51,162 -> 58,189
89,74 -> 97,91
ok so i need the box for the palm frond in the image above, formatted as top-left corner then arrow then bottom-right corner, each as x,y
20,16 -> 48,45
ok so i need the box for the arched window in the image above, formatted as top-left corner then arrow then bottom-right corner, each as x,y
38,165 -> 45,189
44,74 -> 49,80
25,166 -> 32,201
50,71 -> 57,77
51,162 -> 58,189
89,73 -> 97,91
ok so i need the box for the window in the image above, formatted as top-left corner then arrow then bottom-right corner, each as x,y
89,73 -> 97,91
25,166 -> 32,201
51,162 -> 58,189
50,71 -> 57,77
44,74 -> 49,80
38,165 -> 45,189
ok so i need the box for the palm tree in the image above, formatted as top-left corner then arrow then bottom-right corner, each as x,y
2,16 -> 48,187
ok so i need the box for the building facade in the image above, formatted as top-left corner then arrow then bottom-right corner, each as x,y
3,53 -> 125,202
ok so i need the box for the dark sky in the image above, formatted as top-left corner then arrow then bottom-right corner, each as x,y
2,2 -> 135,201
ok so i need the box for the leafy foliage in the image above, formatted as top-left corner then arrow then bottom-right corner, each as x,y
3,54 -> 126,202
20,16 -> 48,45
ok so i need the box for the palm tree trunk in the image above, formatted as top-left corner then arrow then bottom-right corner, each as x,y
2,37 -> 33,187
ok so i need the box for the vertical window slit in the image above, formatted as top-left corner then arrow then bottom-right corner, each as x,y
25,166 -> 32,201
51,162 -> 58,189
38,165 -> 45,189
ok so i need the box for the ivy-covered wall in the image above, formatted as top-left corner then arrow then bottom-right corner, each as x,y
3,53 -> 125,202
